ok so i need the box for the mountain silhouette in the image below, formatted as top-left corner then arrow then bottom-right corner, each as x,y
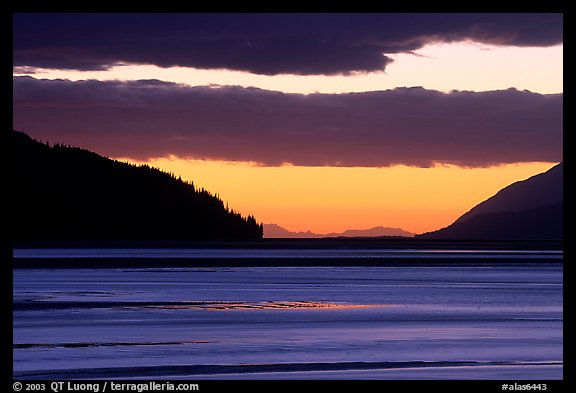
264,224 -> 414,238
419,163 -> 563,240
10,130 -> 263,241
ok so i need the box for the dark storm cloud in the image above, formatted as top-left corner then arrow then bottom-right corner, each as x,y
13,76 -> 563,167
13,13 -> 563,75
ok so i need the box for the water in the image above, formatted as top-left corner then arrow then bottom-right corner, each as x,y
13,249 -> 563,380
13,248 -> 563,259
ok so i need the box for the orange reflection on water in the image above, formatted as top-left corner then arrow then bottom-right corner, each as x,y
152,301 -> 388,311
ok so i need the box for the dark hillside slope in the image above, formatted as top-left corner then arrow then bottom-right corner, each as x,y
455,162 -> 562,225
421,202 -> 562,240
419,163 -> 563,240
10,130 -> 263,241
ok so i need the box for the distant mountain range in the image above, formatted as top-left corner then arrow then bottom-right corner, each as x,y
264,224 -> 415,238
11,130 -> 263,241
419,162 -> 563,240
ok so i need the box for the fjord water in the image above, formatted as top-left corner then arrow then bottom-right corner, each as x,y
13,248 -> 562,379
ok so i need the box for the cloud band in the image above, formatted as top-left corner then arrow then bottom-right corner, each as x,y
13,76 -> 563,167
13,13 -> 563,75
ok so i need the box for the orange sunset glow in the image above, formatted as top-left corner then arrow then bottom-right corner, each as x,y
122,158 -> 557,234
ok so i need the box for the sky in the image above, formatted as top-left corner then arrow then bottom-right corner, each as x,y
12,13 -> 563,235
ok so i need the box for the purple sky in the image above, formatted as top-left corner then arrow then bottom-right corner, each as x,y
13,13 -> 562,75
13,77 -> 562,167
12,13 -> 563,168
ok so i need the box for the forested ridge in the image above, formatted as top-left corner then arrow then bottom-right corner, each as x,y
10,130 -> 263,241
